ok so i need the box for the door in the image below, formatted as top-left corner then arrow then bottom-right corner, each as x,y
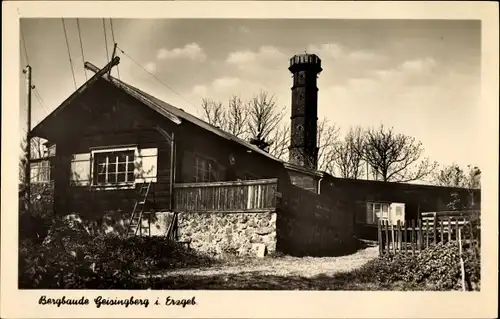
389,203 -> 405,225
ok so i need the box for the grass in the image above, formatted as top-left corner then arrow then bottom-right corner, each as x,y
141,243 -> 401,290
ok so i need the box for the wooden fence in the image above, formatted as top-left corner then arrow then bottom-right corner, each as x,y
172,178 -> 278,213
378,213 -> 479,255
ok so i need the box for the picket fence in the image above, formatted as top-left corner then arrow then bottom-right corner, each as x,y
377,212 -> 478,255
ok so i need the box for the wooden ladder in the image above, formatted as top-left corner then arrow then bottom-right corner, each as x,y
127,181 -> 152,237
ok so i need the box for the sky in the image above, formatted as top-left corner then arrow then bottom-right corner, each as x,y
19,18 -> 481,168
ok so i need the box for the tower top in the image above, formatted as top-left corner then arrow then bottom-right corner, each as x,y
288,53 -> 322,73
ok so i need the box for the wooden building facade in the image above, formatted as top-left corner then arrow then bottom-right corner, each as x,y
30,70 -> 287,220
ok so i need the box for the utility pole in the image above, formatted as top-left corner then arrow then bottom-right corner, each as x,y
108,43 -> 118,76
23,65 -> 33,213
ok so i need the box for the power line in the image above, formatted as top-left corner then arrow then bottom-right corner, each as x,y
20,27 -> 30,65
102,18 -> 110,64
20,26 -> 49,117
33,87 -> 49,115
109,18 -> 121,80
61,18 -> 77,90
116,46 -> 198,109
76,18 -> 88,81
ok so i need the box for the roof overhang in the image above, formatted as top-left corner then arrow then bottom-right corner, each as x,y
284,162 -> 324,178
30,58 -> 182,141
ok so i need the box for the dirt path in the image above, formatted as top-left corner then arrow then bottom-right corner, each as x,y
151,246 -> 379,279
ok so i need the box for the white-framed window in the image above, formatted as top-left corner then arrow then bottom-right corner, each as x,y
365,202 -> 390,225
91,147 -> 136,187
194,156 -> 218,182
30,160 -> 51,183
69,146 -> 158,189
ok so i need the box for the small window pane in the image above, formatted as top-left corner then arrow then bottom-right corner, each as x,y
127,172 -> 134,182
118,163 -> 126,173
97,174 -> 106,184
117,172 -> 126,183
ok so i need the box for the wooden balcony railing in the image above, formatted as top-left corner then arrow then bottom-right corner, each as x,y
172,178 -> 278,213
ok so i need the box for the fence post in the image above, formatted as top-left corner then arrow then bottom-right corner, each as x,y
397,220 -> 402,253
448,216 -> 452,243
455,217 -> 459,244
385,220 -> 390,254
391,223 -> 396,254
377,219 -> 383,255
411,219 -> 416,255
425,219 -> 429,249
458,228 -> 466,291
417,219 -> 423,252
440,217 -> 444,244
433,214 -> 437,244
403,221 -> 407,254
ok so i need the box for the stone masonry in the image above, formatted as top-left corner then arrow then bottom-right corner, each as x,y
177,211 -> 277,257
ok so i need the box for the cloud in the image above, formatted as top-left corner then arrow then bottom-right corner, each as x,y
144,62 -> 157,73
156,43 -> 207,61
348,50 -> 385,62
212,77 -> 242,91
306,43 -> 343,59
399,57 -> 437,74
226,45 -> 288,68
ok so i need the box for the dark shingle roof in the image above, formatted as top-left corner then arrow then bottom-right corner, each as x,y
104,75 -> 285,163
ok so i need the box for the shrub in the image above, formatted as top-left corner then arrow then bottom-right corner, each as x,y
353,242 -> 480,291
19,217 -> 215,289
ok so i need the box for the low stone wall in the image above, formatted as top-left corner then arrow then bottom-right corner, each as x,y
62,210 -> 278,257
177,211 -> 277,257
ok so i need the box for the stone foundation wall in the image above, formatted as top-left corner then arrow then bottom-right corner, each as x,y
63,210 -> 278,257
177,211 -> 277,257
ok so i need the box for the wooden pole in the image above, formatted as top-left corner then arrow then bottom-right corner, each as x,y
458,228 -> 466,291
397,220 -> 402,253
403,220 -> 407,254
377,219 -> 383,255
411,219 -> 415,255
417,219 -> 423,252
433,213 -> 437,244
425,219 -> 429,248
384,220 -> 390,254
23,65 -> 33,214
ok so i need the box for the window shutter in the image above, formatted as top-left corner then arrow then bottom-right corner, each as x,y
70,153 -> 91,186
366,202 -> 374,224
134,148 -> 158,183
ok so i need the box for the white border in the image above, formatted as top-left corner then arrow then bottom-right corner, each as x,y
2,2 -> 498,319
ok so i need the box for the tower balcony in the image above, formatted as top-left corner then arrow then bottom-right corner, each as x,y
289,54 -> 323,73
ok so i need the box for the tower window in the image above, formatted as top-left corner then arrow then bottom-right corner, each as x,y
299,93 -> 304,100
297,124 -> 304,131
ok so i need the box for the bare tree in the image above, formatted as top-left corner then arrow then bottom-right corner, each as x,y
267,124 -> 290,160
247,91 -> 284,152
358,125 -> 437,182
226,95 -> 248,138
440,164 -> 481,211
316,118 -> 340,172
327,127 -> 365,178
19,136 -> 48,184
200,98 -> 227,131
433,163 -> 481,189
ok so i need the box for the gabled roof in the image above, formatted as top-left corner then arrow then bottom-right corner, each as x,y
31,65 -> 283,163
105,75 -> 283,162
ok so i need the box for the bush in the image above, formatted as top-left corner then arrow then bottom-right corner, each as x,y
353,242 -> 480,291
19,217 -> 214,289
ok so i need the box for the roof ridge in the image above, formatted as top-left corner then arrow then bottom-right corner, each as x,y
105,75 -> 285,163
